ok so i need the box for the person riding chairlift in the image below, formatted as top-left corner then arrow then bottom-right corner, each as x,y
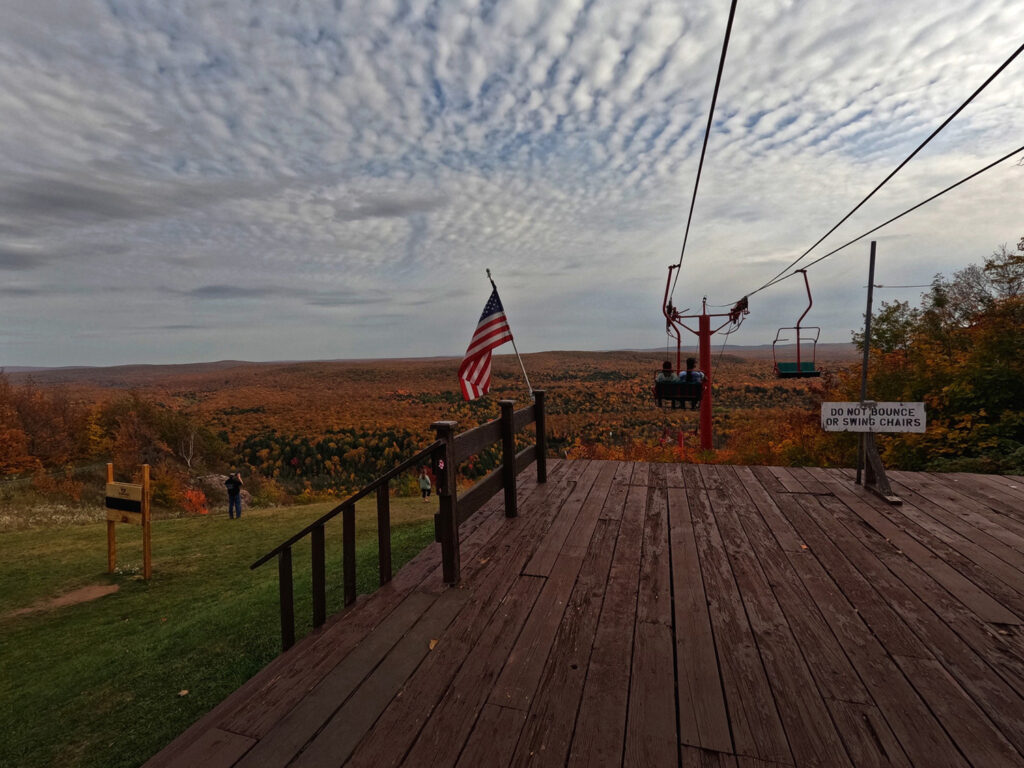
656,360 -> 679,383
682,357 -> 705,384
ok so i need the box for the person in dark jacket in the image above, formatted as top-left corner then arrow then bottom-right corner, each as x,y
225,471 -> 244,519
683,357 -> 705,383
682,358 -> 705,410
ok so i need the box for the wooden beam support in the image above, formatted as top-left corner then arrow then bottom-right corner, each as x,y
860,433 -> 901,505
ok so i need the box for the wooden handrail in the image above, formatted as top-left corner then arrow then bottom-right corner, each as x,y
512,403 -> 536,432
254,390 -> 547,651
250,439 -> 442,570
453,419 -> 503,464
454,467 -> 505,525
515,445 -> 538,473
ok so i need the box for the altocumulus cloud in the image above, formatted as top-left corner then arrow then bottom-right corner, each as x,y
0,245 -> 48,271
0,0 -> 1021,366
182,284 -> 389,305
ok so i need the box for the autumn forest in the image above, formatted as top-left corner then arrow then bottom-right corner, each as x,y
2,238 -> 1021,523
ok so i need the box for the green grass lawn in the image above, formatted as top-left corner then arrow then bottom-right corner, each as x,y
0,497 -> 437,768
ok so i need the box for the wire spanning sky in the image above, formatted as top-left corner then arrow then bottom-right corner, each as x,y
1,0 -> 1022,367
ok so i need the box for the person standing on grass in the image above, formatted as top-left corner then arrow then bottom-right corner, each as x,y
225,471 -> 244,518
418,466 -> 432,503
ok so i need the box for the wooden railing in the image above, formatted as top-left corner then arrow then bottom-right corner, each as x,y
250,440 -> 440,650
251,390 -> 546,651
432,390 -> 547,585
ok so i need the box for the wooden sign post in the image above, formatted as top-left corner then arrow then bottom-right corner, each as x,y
105,463 -> 152,579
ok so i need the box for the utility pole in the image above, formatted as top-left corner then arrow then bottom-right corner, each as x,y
853,241 -> 898,503
856,241 -> 876,484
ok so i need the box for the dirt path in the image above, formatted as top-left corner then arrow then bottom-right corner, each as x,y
5,584 -> 120,618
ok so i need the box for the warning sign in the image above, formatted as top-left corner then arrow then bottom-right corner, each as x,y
821,402 -> 926,433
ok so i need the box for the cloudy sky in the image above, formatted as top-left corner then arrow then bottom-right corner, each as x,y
1,0 -> 1022,367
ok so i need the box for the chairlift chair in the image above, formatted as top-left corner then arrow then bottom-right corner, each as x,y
653,377 -> 703,410
772,270 -> 822,378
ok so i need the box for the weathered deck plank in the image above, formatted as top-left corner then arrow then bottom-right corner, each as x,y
845,473 -> 1024,603
776,493 -> 967,767
565,480 -> 646,768
669,485 -> 732,754
883,470 -> 1024,548
488,463 -> 617,714
708,468 -> 853,767
234,590 -> 440,767
145,462 -> 1024,768
816,471 -> 1022,625
690,483 -> 792,764
289,589 -> 468,768
623,476 -> 677,768
797,492 -> 1024,761
402,574 -> 545,768
926,472 -> 1024,520
509,464 -> 627,767
879,471 -> 1024,575
345,460 -> 590,767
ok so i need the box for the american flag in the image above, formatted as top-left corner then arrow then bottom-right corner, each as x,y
458,288 -> 514,401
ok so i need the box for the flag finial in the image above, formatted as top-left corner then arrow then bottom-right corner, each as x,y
486,268 -> 492,280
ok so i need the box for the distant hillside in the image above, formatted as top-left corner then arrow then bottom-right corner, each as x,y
5,344 -> 859,387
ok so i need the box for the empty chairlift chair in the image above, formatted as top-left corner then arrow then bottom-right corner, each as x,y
772,270 -> 822,379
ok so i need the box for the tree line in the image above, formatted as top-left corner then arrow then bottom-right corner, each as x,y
838,236 -> 1024,472
3,236 -> 1020,514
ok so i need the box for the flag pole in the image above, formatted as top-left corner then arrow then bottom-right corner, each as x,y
487,269 -> 533,397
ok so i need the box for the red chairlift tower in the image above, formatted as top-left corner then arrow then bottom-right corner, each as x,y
662,265 -> 749,451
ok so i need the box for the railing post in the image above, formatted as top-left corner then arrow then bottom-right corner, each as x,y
534,389 -> 547,483
432,420 -> 460,585
343,504 -> 356,606
499,400 -> 517,518
377,482 -> 392,585
279,547 -> 295,651
311,525 -> 326,629
106,462 -> 116,574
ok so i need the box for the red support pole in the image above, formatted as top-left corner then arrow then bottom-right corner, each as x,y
698,308 -> 713,451
664,270 -> 747,453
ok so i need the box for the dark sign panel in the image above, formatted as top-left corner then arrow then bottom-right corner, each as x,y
105,482 -> 144,520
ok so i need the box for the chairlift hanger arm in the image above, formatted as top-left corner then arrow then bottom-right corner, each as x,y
662,266 -> 685,370
795,269 -> 813,331
663,267 -> 750,374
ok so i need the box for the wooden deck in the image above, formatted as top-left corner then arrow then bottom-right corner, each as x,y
146,461 -> 1024,768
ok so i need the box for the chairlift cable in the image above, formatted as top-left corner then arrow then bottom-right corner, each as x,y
669,0 -> 739,302
751,143 -> 1024,295
869,284 -> 933,289
738,40 -> 1024,302
715,321 -> 740,370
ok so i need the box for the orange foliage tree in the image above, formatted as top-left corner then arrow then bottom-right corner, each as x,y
834,237 -> 1024,472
